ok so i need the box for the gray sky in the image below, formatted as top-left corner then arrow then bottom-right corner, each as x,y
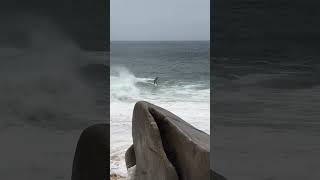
111,0 -> 209,41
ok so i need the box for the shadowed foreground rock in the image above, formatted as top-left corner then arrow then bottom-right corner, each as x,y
72,124 -> 109,180
125,144 -> 136,169
125,101 -> 210,180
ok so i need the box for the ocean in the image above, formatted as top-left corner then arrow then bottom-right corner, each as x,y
0,34 -> 107,179
212,56 -> 320,179
110,41 -> 210,177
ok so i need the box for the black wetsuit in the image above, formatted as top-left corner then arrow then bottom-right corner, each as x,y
154,77 -> 159,85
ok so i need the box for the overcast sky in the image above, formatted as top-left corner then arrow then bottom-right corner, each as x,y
111,0 -> 209,41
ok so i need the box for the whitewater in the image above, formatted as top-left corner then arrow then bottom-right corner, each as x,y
110,66 -> 210,177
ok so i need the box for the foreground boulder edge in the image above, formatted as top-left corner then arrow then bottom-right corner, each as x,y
72,124 -> 109,180
126,101 -> 210,180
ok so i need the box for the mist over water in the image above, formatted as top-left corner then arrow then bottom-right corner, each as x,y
110,41 -> 210,177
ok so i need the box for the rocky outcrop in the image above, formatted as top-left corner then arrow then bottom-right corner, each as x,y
125,101 -> 210,180
72,124 -> 108,180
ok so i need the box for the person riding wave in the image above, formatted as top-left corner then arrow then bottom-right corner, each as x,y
154,77 -> 159,86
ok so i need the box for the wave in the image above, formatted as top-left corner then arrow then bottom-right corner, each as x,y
110,66 -> 209,103
110,66 -> 143,102
110,66 -> 210,177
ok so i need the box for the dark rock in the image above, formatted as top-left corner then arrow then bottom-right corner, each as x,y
126,101 -> 209,180
125,144 -> 136,169
72,124 -> 109,180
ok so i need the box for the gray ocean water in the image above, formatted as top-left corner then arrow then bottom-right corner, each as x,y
110,41 -> 210,176
111,41 -> 210,86
212,57 -> 320,179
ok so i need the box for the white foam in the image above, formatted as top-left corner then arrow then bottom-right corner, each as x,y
110,66 -> 210,177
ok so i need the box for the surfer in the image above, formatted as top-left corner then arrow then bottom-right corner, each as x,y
154,77 -> 159,86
